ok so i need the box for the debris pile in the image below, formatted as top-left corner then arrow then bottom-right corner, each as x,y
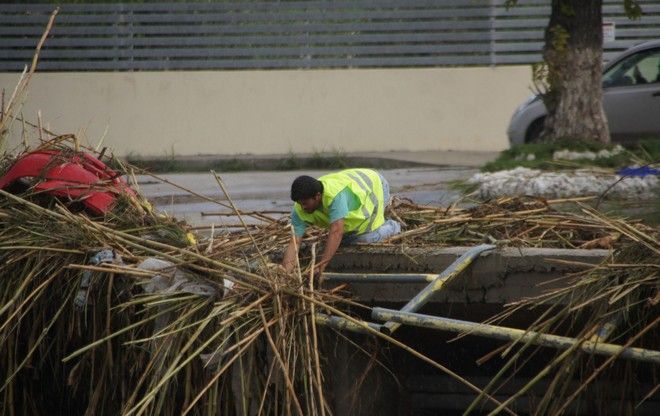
382,195 -> 657,250
0,140 -> 335,416
0,140 -> 657,416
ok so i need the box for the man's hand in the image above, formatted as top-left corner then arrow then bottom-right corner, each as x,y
312,261 -> 327,284
314,219 -> 344,284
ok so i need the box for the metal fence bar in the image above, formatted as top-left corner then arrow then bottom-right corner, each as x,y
379,244 -> 496,335
323,273 -> 437,284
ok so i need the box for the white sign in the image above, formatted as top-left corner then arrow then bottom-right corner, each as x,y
603,21 -> 616,43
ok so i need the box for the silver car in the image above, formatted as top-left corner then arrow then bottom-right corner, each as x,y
507,40 -> 660,145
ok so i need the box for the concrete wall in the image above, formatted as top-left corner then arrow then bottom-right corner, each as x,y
1,66 -> 532,157
327,246 -> 609,304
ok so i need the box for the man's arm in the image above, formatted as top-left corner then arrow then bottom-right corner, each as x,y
282,235 -> 303,273
315,219 -> 344,276
283,209 -> 308,272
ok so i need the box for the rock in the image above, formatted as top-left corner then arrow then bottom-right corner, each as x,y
467,167 -> 658,199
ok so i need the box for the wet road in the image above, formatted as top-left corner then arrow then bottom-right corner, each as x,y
137,167 -> 476,227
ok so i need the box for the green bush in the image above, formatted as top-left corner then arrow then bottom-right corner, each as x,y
483,138 -> 659,172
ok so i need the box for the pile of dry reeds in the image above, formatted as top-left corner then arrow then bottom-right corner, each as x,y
1,137 -> 657,415
467,210 -> 659,415
374,194 -> 658,415
0,139 -> 339,416
383,196 -> 652,250
0,139 -> 508,416
194,186 -> 660,415
197,195 -> 651,254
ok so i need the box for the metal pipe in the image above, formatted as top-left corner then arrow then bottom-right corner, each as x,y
372,308 -> 660,365
315,313 -> 381,334
590,314 -> 621,344
322,273 -> 437,284
381,244 -> 495,335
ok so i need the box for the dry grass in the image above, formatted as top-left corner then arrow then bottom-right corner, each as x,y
0,139 -> 657,415
0,139 -> 512,415
0,139 -> 333,415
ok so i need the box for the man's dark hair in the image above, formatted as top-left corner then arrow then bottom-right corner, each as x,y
290,175 -> 323,201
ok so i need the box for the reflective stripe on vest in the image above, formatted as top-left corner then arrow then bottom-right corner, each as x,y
344,170 -> 380,232
293,169 -> 385,234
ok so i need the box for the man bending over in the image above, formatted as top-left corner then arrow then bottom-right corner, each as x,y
282,168 -> 401,277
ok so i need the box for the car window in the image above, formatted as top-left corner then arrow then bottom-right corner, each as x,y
603,48 -> 660,88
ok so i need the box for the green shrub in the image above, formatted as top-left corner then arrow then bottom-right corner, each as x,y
483,138 -> 659,172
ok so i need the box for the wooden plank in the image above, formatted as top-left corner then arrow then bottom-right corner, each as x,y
2,43 -> 493,60
0,32 -> 496,49
493,42 -> 544,53
0,9 -> 498,25
496,4 -> 660,16
602,3 -> 660,14
2,0 -> 657,14
493,19 -> 549,29
495,39 -> 649,52
0,55 -> 493,72
492,54 -> 543,64
0,1 -> 493,14
603,15 -> 660,25
0,20 -> 498,37
614,27 -> 660,36
496,0 -> 658,5
493,31 -> 545,41
493,0 -> 548,4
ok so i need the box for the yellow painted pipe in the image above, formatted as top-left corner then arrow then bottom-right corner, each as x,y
381,244 -> 496,334
322,273 -> 437,283
372,308 -> 660,365
315,313 -> 381,334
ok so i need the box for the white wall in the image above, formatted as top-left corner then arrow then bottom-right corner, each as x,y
1,66 -> 532,157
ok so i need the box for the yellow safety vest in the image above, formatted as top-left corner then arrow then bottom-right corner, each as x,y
294,168 -> 385,235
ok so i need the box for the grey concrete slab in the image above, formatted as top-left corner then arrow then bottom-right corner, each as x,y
325,246 -> 609,304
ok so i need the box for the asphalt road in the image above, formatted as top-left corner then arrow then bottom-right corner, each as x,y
136,167 -> 476,227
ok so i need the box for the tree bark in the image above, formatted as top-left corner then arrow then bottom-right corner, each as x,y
541,0 -> 610,144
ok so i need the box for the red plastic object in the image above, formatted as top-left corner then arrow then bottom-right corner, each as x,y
0,149 -> 136,215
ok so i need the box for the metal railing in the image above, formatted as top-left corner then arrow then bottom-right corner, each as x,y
318,244 -> 660,365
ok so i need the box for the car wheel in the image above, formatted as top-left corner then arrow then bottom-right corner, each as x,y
525,117 -> 545,143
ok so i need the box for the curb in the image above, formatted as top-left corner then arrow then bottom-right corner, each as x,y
126,154 -> 440,173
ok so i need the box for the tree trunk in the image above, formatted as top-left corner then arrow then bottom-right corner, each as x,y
541,0 -> 610,144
